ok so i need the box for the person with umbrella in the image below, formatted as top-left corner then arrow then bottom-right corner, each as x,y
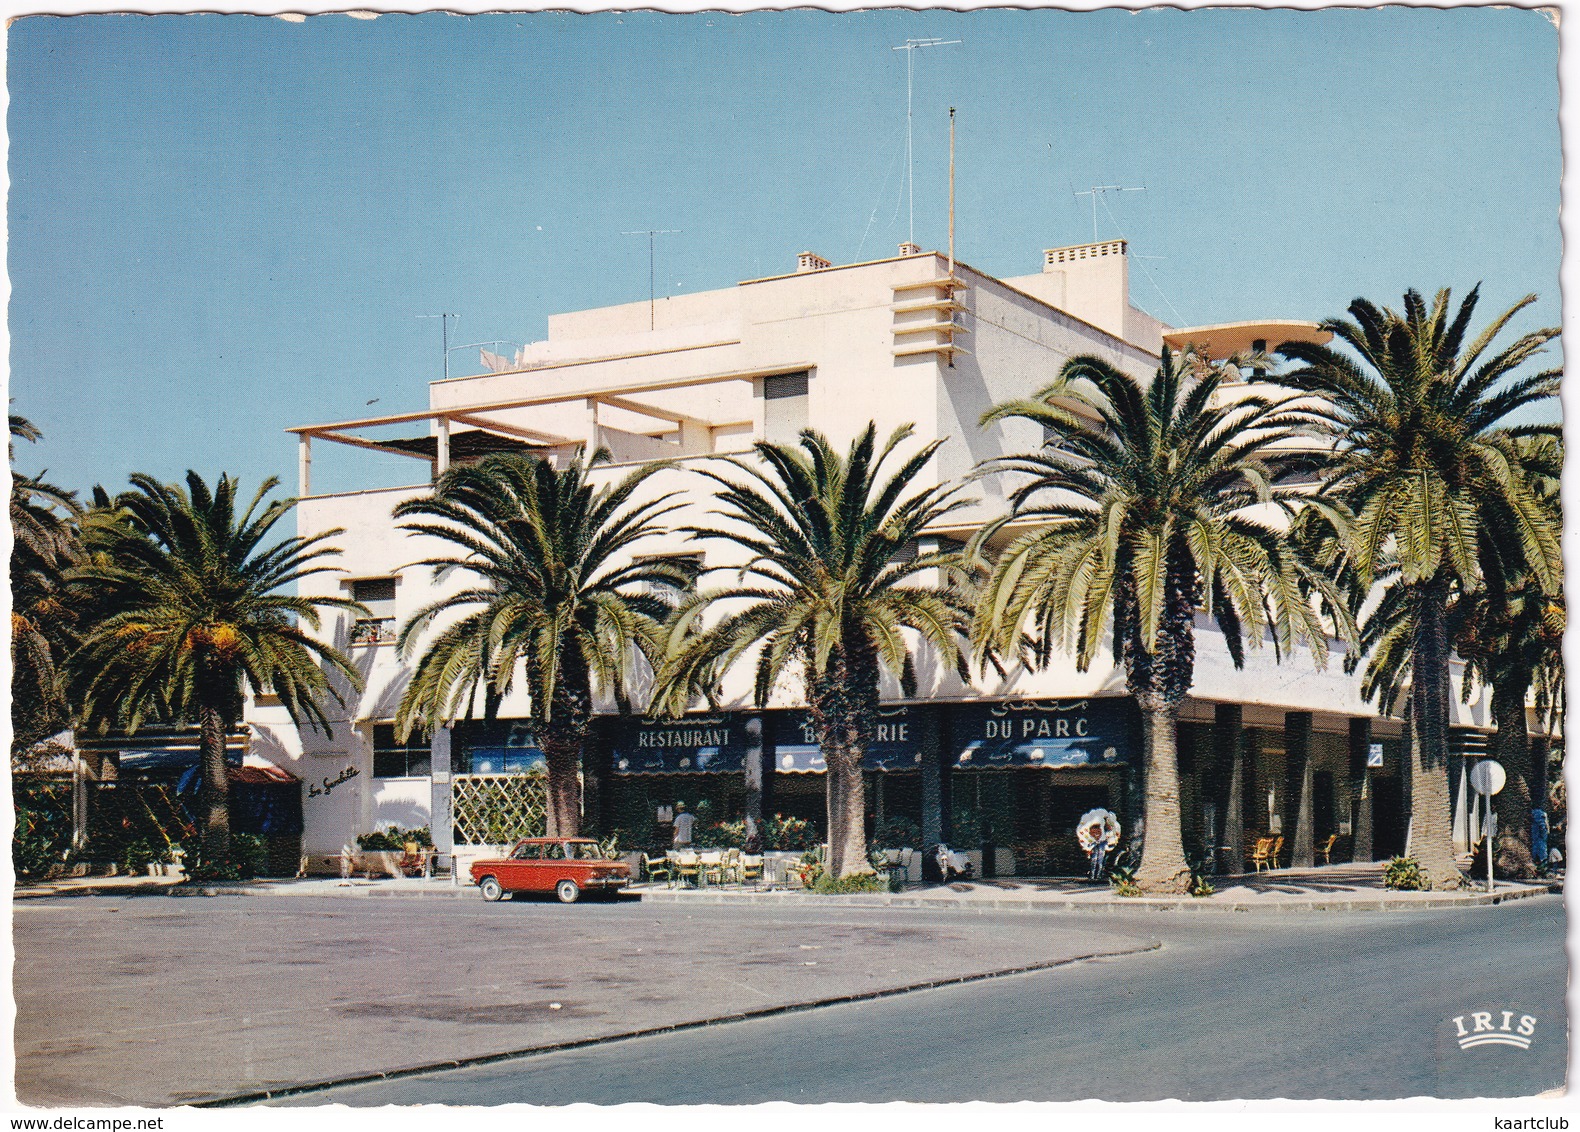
1076,808 -> 1122,881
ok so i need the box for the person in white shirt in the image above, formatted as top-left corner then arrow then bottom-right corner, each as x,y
672,802 -> 696,847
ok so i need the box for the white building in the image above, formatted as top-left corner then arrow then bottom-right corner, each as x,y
247,238 -> 1493,877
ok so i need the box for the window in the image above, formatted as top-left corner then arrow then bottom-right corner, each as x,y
763,371 -> 809,443
372,723 -> 431,778
350,577 -> 398,645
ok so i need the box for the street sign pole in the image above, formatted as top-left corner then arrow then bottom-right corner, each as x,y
1468,758 -> 1506,895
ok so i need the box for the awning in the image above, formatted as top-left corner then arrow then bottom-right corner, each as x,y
952,698 -> 1139,769
773,707 -> 923,773
465,748 -> 546,774
607,715 -> 749,775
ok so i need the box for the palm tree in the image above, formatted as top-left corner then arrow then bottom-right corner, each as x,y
973,349 -> 1347,893
651,424 -> 975,879
68,472 -> 363,871
392,451 -> 693,838
1277,287 -> 1561,889
10,415 -> 82,753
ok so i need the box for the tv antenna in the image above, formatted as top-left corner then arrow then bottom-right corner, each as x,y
1073,184 -> 1144,243
892,37 -> 960,247
621,229 -> 681,330
416,312 -> 460,380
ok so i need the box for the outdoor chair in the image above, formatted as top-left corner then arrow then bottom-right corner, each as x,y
698,850 -> 726,886
1249,836 -> 1277,873
739,853 -> 765,887
1316,833 -> 1341,865
720,847 -> 743,884
671,850 -> 701,887
642,853 -> 673,885
1271,835 -> 1286,868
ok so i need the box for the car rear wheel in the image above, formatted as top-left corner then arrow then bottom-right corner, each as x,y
555,879 -> 580,904
479,876 -> 505,902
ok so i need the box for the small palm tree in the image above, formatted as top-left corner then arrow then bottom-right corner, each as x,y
651,424 -> 975,879
393,451 -> 693,838
1278,287 -> 1560,889
974,349 -> 1347,893
69,472 -> 363,871
9,415 -> 82,752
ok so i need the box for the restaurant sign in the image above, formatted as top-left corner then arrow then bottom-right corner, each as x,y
609,715 -> 748,774
953,698 -> 1138,769
775,706 -> 922,772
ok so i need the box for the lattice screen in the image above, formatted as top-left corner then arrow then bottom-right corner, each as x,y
451,772 -> 549,846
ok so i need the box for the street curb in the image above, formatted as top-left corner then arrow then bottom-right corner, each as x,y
15,879 -> 1560,911
194,937 -> 1164,1107
633,882 -> 1559,914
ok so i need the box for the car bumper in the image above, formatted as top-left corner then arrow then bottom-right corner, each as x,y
584,875 -> 629,889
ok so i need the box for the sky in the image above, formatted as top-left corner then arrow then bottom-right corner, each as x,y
6,5 -> 1564,500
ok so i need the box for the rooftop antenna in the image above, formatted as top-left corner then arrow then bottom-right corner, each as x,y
621,229 -> 681,331
892,37 -> 960,248
416,313 -> 459,380
1073,184 -> 1144,243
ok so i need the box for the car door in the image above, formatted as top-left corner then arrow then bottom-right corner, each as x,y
504,841 -> 542,890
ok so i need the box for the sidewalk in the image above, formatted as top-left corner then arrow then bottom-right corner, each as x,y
15,860 -> 1559,912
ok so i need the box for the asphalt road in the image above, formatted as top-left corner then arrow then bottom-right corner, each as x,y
275,895 -> 1568,1105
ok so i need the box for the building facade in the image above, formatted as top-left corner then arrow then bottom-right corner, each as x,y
245,239 -> 1495,875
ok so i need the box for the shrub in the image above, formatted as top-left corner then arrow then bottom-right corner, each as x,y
1108,861 -> 1141,897
1189,853 -> 1215,898
1382,855 -> 1429,891
694,820 -> 747,849
356,824 -> 432,851
874,815 -> 920,848
767,813 -> 818,851
810,871 -> 887,895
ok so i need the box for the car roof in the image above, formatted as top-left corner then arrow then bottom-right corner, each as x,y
515,836 -> 597,843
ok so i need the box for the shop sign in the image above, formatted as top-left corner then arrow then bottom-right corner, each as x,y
609,715 -> 747,774
1368,742 -> 1385,768
775,706 -> 922,772
454,719 -> 545,775
953,699 -> 1138,769
307,764 -> 360,797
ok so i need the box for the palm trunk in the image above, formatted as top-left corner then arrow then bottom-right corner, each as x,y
1408,576 -> 1464,889
540,734 -> 582,838
198,703 -> 231,869
825,745 -> 868,878
1490,680 -> 1537,879
1135,700 -> 1190,893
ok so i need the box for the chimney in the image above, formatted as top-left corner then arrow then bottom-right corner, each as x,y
796,251 -> 831,273
898,242 -> 922,256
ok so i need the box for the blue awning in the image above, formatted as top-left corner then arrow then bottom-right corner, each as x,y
773,707 -> 923,772
608,715 -> 749,774
952,698 -> 1139,769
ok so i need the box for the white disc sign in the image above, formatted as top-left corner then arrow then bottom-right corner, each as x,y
1469,759 -> 1507,796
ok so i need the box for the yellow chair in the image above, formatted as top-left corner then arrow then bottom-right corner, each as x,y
642,853 -> 673,885
698,850 -> 726,886
739,853 -> 765,887
671,850 -> 700,887
1316,833 -> 1341,865
1249,836 -> 1277,873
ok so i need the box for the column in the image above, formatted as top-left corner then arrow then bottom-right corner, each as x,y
919,705 -> 946,881
1285,711 -> 1315,868
435,417 -> 451,477
743,717 -> 765,851
429,727 -> 454,866
298,434 -> 313,497
1348,718 -> 1374,864
1213,704 -> 1245,874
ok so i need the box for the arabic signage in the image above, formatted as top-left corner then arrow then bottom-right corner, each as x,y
775,706 -> 923,772
608,715 -> 748,774
952,699 -> 1138,769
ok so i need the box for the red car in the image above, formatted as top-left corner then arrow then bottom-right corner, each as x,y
470,838 -> 631,904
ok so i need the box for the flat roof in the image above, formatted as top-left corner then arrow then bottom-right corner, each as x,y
1162,320 -> 1331,359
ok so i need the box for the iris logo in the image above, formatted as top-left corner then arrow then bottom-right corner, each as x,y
1452,1010 -> 1537,1050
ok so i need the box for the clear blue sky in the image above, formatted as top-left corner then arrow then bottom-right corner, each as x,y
8,6 -> 1562,499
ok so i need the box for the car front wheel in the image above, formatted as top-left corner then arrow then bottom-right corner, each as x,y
555,879 -> 580,904
479,876 -> 505,902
